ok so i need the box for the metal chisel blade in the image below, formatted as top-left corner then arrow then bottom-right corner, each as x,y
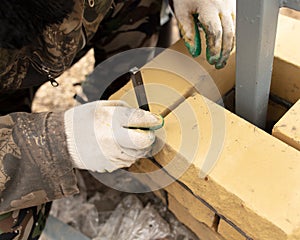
129,67 -> 150,111
127,67 -> 164,130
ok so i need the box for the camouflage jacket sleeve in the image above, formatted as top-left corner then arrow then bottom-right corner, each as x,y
0,111 -> 79,214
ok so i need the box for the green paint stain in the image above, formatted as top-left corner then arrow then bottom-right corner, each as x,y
184,14 -> 201,58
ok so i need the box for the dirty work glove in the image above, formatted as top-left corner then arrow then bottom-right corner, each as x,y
64,100 -> 163,172
172,0 -> 236,69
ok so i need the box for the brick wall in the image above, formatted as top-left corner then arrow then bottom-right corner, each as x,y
112,13 -> 300,240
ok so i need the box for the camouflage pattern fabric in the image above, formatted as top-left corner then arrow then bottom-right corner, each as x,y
0,203 -> 52,240
0,0 -> 161,92
0,0 -> 162,239
0,112 -> 79,239
0,112 -> 78,214
90,0 -> 162,64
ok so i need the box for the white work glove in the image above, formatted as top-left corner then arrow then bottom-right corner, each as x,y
172,0 -> 236,69
64,100 -> 163,173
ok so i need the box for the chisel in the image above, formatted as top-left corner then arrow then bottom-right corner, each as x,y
125,67 -> 164,131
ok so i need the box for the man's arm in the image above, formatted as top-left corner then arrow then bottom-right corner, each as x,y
0,99 -> 163,214
0,112 -> 79,214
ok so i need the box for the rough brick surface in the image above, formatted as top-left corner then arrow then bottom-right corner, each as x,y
165,181 -> 215,228
218,220 -> 245,240
273,100 -> 300,151
115,15 -> 300,238
145,39 -> 235,101
272,14 -> 300,104
110,67 -> 195,115
110,39 -> 236,109
142,93 -> 300,240
131,159 -> 216,227
168,195 -> 225,240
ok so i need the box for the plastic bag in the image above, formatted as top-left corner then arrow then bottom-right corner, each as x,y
94,195 -> 170,240
50,171 -> 199,240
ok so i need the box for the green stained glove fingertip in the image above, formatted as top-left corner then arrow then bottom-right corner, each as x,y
157,114 -> 165,129
185,41 -> 201,58
148,115 -> 164,130
215,61 -> 227,69
184,15 -> 201,58
207,54 -> 219,65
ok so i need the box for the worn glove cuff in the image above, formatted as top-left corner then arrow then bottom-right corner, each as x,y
64,108 -> 85,169
64,102 -> 117,173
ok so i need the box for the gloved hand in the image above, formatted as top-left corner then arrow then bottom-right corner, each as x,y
172,0 -> 236,69
64,100 -> 163,173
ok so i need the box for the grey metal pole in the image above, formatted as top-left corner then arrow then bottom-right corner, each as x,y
235,0 -> 280,129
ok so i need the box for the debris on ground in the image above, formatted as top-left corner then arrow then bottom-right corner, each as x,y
50,171 -> 198,240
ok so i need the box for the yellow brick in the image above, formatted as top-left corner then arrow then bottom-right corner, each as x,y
165,181 -> 215,228
168,194 -> 225,240
132,158 -> 215,227
272,14 -> 300,104
149,38 -> 235,101
275,14 -> 300,69
271,58 -> 300,105
109,68 -> 194,116
272,100 -> 300,151
110,39 -> 236,111
113,17 -> 300,238
280,8 -> 300,20
151,93 -> 300,240
218,220 -> 245,240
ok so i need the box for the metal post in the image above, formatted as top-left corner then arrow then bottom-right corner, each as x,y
235,0 -> 280,128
